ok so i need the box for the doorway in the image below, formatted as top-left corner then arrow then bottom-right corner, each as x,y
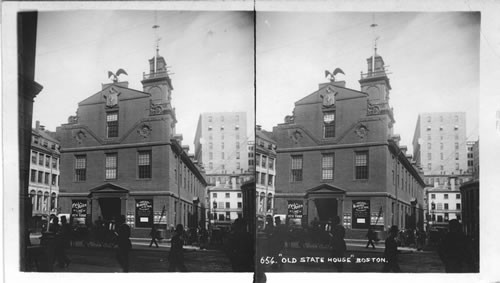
98,198 -> 121,221
313,198 -> 338,223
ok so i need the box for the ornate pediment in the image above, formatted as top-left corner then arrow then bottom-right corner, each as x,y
305,184 -> 346,196
89,183 -> 130,194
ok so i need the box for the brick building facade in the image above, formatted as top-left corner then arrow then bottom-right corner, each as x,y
56,51 -> 206,236
271,53 -> 426,237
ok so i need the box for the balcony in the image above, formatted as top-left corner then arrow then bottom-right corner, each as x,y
143,70 -> 168,80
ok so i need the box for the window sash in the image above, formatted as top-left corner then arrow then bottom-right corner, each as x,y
322,154 -> 334,180
138,151 -> 151,179
105,154 -> 117,179
355,151 -> 368,179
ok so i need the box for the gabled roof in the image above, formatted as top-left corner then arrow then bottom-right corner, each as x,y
295,82 -> 366,106
79,84 -> 150,106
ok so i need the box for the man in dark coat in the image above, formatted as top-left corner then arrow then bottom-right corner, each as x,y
168,224 -> 187,272
438,219 -> 474,272
383,225 -> 401,272
116,215 -> 132,272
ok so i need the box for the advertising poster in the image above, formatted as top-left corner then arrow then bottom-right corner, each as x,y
135,199 -> 153,227
352,200 -> 370,229
71,200 -> 87,225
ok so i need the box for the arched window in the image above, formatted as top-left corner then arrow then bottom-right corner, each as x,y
36,191 -> 42,210
266,193 -> 273,212
43,192 -> 49,211
51,192 -> 57,210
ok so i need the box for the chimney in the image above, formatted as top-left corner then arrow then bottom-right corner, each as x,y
35,120 -> 40,130
256,125 -> 262,131
39,125 -> 45,131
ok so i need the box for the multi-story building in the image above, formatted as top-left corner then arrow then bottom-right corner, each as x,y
425,174 -> 472,228
412,112 -> 467,176
248,141 -> 255,170
271,50 -> 426,238
255,126 -> 276,229
56,49 -> 206,236
207,175 -> 244,228
194,112 -> 249,175
29,121 -> 61,231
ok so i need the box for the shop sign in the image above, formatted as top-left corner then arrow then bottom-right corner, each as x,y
287,200 -> 304,219
135,199 -> 153,227
71,200 -> 87,225
352,200 -> 370,229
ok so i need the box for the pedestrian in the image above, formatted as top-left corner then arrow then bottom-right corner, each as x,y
416,227 -> 426,251
438,219 -> 474,272
168,224 -> 188,272
382,225 -> 401,272
227,218 -> 253,272
149,224 -> 159,248
115,215 -> 132,272
365,226 -> 377,249
269,216 -> 286,270
55,216 -> 72,268
328,215 -> 346,272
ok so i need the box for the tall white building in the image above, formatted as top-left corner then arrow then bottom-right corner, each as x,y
194,112 -> 249,175
412,112 -> 467,175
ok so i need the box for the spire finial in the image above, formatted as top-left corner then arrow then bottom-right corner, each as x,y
152,12 -> 161,72
370,14 -> 379,73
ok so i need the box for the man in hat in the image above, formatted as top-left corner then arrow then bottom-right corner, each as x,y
168,224 -> 187,272
383,225 -> 401,272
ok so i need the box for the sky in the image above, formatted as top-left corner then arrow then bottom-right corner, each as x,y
33,10 -> 255,151
256,12 -> 480,153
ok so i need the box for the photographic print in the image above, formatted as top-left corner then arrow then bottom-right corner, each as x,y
16,9 -> 255,273
255,12 -> 480,274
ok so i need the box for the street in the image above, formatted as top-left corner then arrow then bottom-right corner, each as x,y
29,234 -> 233,272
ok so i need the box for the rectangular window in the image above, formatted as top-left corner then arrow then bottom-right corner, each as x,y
236,142 -> 240,150
45,155 -> 50,167
260,173 -> 266,185
431,194 -> 435,199
138,151 -> 152,179
225,193 -> 230,198
427,143 -> 431,150
456,203 -> 461,210
52,174 -> 57,186
38,171 -> 43,183
269,158 -> 274,170
268,175 -> 274,186
236,151 -> 240,159
225,202 -> 230,209
52,158 -> 58,169
291,155 -> 303,182
427,153 -> 432,160
444,203 -> 449,210
221,142 -> 225,150
30,169 -> 36,182
456,194 -> 461,199
322,153 -> 334,180
355,151 -> 369,179
323,112 -> 335,138
261,156 -> 267,168
106,112 -> 119,138
237,202 -> 242,208
226,212 -> 231,220
455,152 -> 459,160
208,116 -> 212,122
256,154 -> 261,167
44,173 -> 50,184
444,194 -> 449,199
39,153 -> 44,165
427,163 -> 432,170
31,151 -> 37,164
105,153 -> 117,180
75,155 -> 87,181
455,143 -> 459,150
